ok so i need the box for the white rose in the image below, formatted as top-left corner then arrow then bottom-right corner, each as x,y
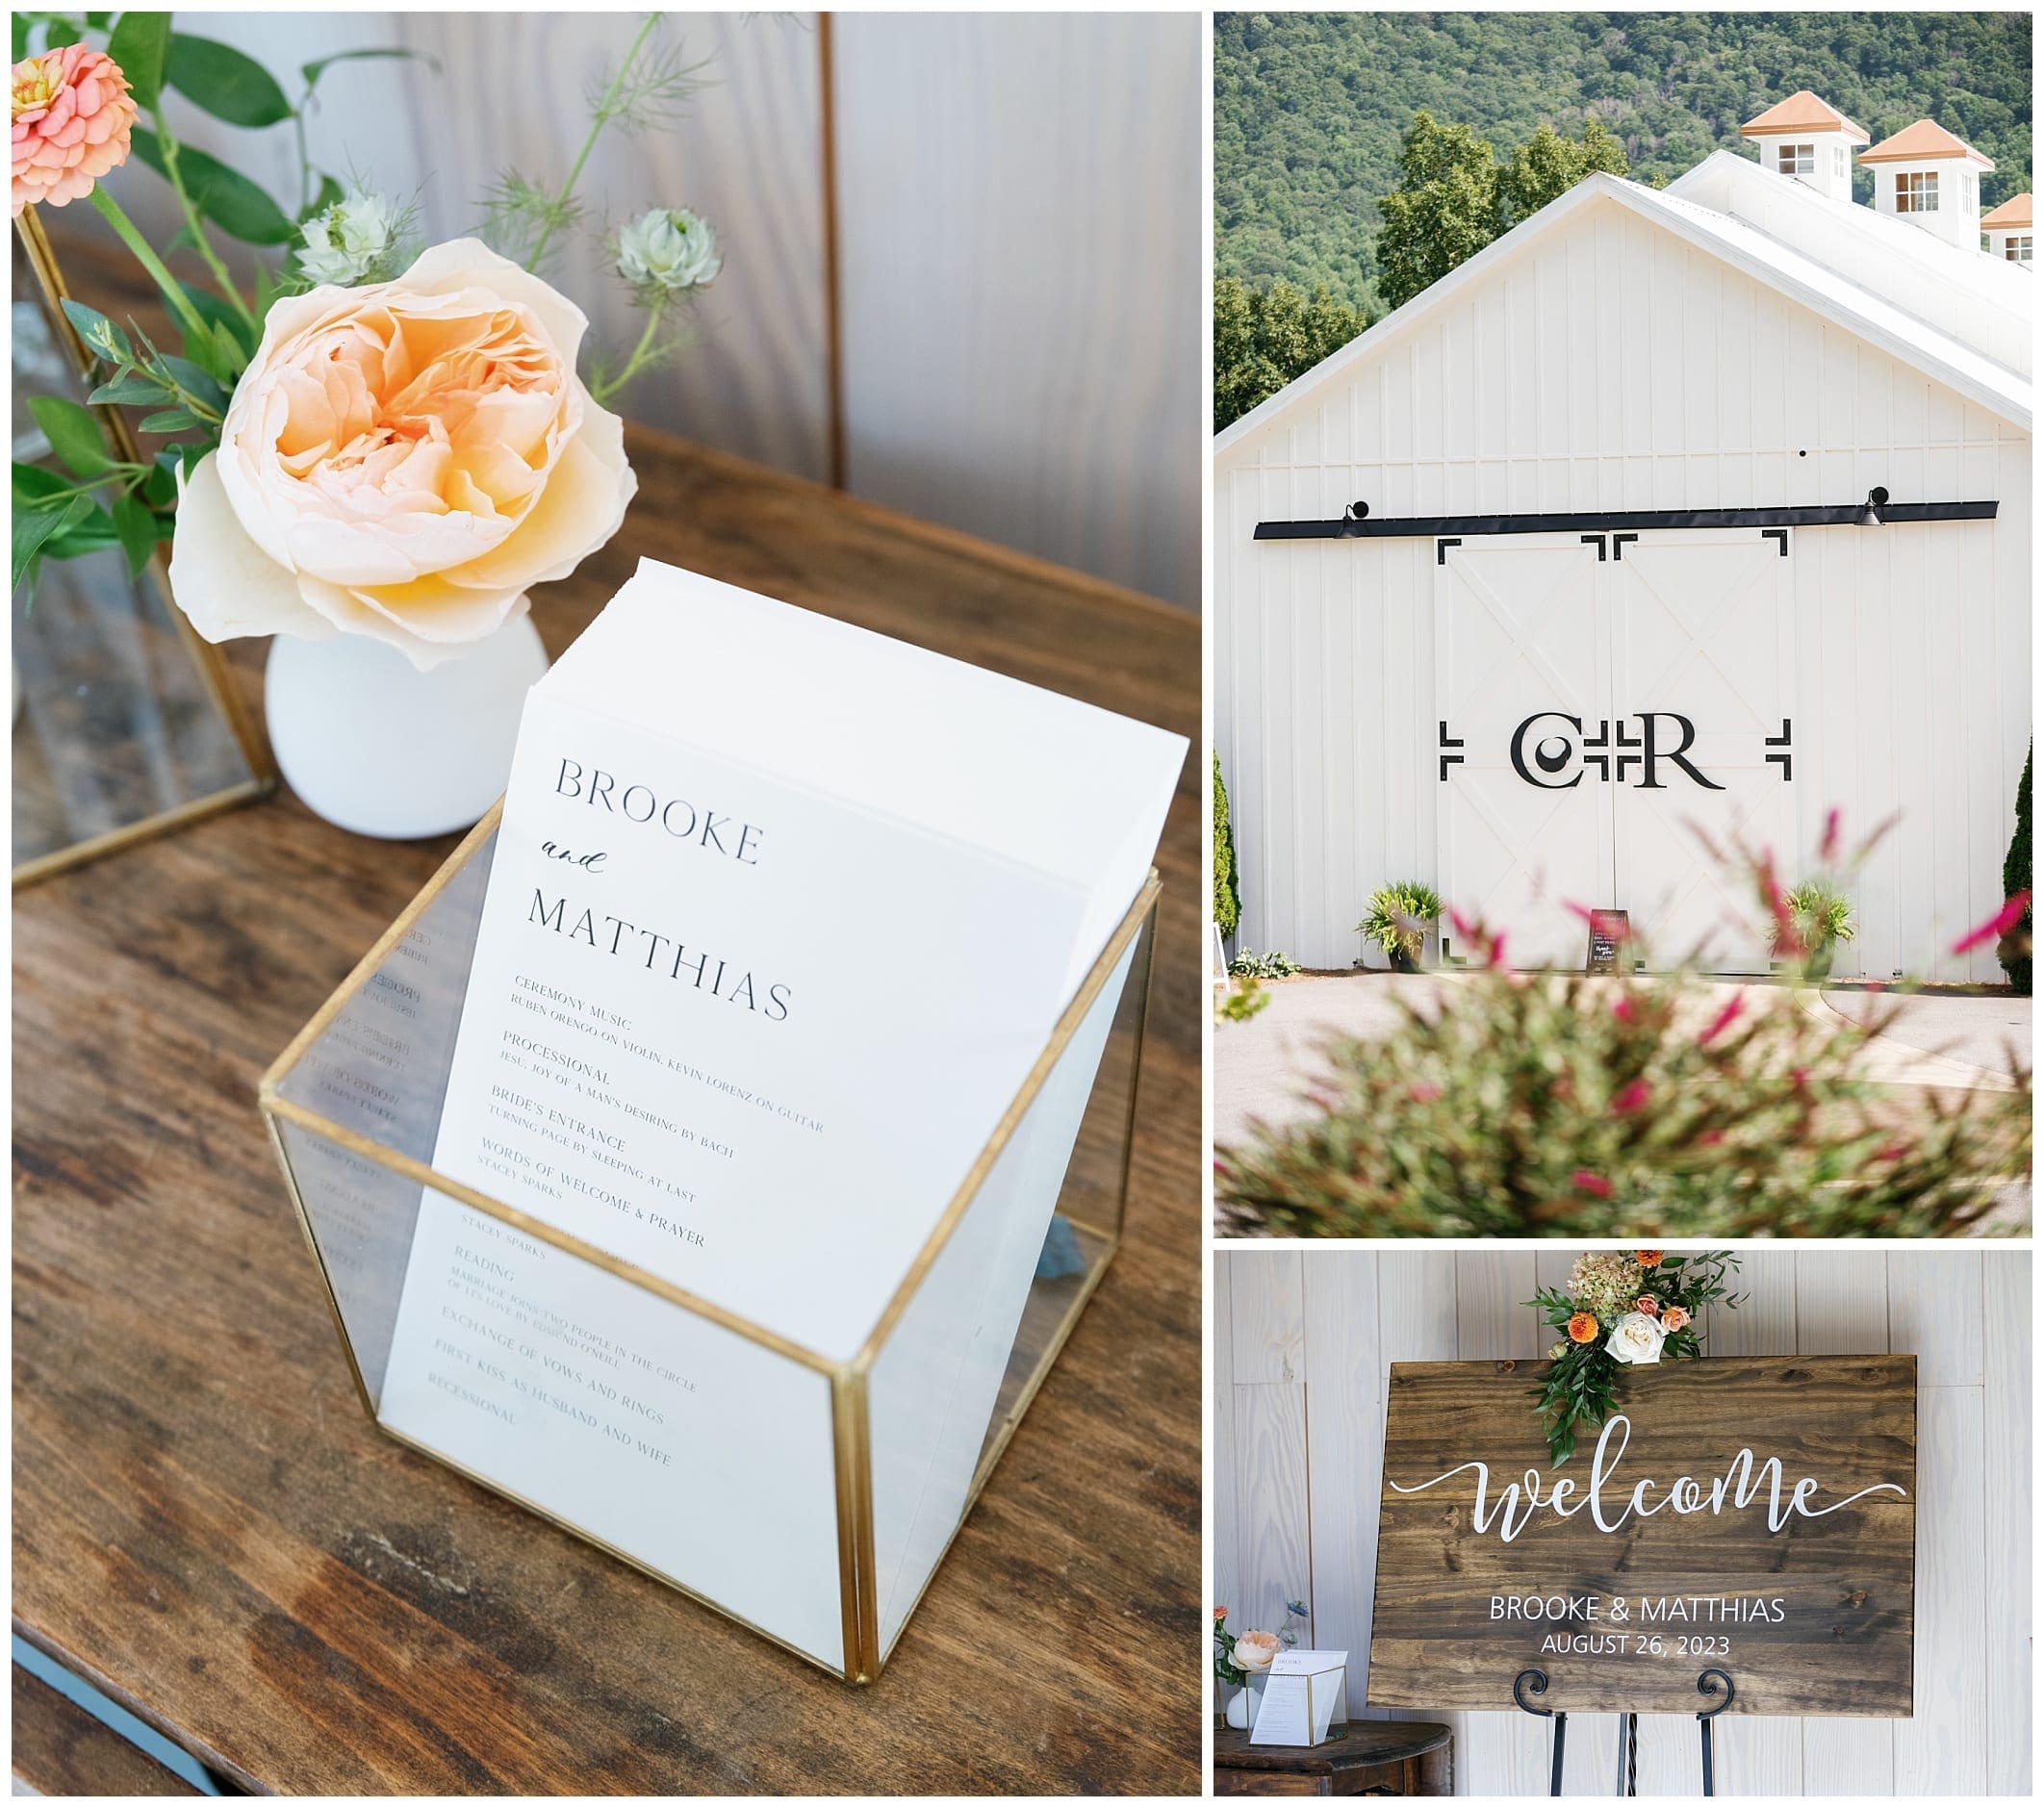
1605,1311 -> 1667,1366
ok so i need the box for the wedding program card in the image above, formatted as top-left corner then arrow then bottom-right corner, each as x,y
1251,1650 -> 1349,1746
374,558 -> 1184,1654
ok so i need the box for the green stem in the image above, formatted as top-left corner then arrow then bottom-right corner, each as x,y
86,186 -> 216,346
591,294 -> 667,406
293,96 -> 314,217
150,106 -> 260,333
525,12 -> 659,271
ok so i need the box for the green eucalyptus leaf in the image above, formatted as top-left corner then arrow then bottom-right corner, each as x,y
13,494 -> 95,590
138,409 -> 200,436
141,457 -> 179,506
44,500 -> 123,558
87,375 -> 173,407
59,298 -> 133,365
130,127 -> 295,244
300,45 -> 439,93
154,354 -> 227,411
112,490 -> 162,578
28,395 -> 114,479
106,9 -> 171,108
166,33 -> 294,127
14,462 -> 72,503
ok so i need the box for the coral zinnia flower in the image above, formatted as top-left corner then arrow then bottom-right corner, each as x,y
12,43 -> 136,216
1567,1311 -> 1599,1343
1635,1250 -> 1663,1267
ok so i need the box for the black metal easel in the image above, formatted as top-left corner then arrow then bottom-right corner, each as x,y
1513,1668 -> 1736,1796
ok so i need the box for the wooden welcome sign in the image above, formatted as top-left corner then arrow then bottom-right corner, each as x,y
1368,1357 -> 1915,1717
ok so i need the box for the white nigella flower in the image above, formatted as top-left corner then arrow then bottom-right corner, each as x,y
297,191 -> 399,287
616,207 -> 722,296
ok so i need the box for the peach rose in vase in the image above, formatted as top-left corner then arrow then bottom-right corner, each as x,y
169,240 -> 636,837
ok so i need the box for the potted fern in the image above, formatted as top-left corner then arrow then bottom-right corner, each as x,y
1769,880 -> 1855,980
1359,880 -> 1442,972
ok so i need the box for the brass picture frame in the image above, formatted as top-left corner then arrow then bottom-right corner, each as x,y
259,802 -> 1160,1681
13,205 -> 277,889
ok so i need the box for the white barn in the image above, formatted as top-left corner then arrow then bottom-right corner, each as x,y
1214,103 -> 2032,981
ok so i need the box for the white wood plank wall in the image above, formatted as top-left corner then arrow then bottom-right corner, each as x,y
1214,1248 -> 2031,1796
81,12 -> 1199,605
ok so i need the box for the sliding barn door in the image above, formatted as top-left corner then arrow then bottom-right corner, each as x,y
1434,536 -> 1613,968
1437,530 -> 1801,972
1610,532 -> 1799,972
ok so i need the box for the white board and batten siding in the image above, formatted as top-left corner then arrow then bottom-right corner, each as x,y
1214,185 -> 2031,980
1214,1248 -> 2031,1796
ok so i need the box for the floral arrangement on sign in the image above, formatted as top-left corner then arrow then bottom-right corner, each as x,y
1213,1599 -> 1308,1687
1214,813 -> 2032,1236
1527,1249 -> 1741,1465
10,12 -> 721,670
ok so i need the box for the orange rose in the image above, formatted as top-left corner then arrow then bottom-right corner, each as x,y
1636,1250 -> 1664,1267
1567,1312 -> 1598,1343
1661,1305 -> 1691,1333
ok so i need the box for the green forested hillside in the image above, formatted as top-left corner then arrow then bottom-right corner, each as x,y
1216,11 -> 2034,313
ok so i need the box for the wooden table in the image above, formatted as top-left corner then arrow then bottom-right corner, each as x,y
13,394 -> 1201,1786
1214,1724 -> 1455,1795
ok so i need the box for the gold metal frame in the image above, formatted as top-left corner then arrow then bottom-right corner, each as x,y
258,801 -> 1160,1682
13,205 -> 277,889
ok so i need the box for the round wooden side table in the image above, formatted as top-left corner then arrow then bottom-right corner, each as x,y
1213,1722 -> 1454,1795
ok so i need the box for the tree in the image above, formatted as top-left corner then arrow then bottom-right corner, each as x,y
2002,743 -> 2031,993
1214,275 -> 1370,431
1499,118 -> 1630,224
1375,112 -> 1501,312
1213,751 -> 1242,939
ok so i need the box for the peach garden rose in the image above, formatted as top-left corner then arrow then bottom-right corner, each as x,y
11,42 -> 136,216
1233,1629 -> 1282,1673
169,239 -> 636,669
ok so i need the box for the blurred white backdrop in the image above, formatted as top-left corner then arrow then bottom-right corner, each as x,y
88,11 -> 1201,607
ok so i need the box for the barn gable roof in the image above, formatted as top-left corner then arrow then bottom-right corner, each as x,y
1215,172 -> 2031,458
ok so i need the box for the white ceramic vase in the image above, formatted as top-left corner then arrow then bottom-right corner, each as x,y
264,614 -> 549,839
1224,1675 -> 1266,1730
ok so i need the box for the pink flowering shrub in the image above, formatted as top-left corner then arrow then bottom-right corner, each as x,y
1214,828 -> 2031,1238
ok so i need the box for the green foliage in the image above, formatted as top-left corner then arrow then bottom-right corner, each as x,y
1359,880 -> 1444,968
1213,751 -> 1243,937
1528,1252 -> 1741,1464
1499,117 -> 1630,223
130,127 -> 296,244
1216,974 -> 1272,1023
1216,12 -> 2035,312
166,33 -> 294,127
1375,111 -> 1501,313
1214,274 -> 1370,430
1229,949 -> 1302,980
1771,880 -> 1856,956
106,9 -> 172,109
2005,745 -> 2032,993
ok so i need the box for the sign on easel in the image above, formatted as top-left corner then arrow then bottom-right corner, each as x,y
1367,1357 -> 1916,1717
1584,909 -> 1629,973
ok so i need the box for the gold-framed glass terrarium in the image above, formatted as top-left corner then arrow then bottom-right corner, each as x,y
258,804 -> 1159,1680
13,210 -> 275,887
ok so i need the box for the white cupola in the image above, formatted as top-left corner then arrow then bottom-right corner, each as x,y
1860,118 -> 1995,252
1739,90 -> 1867,204
1981,191 -> 2032,267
